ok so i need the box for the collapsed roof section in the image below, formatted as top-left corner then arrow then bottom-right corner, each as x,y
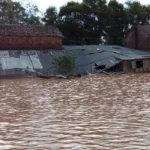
63,45 -> 150,73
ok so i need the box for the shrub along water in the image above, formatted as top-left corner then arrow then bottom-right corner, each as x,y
54,55 -> 77,76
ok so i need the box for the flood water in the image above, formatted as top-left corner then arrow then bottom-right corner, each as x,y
0,74 -> 150,150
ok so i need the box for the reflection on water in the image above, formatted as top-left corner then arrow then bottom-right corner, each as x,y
0,74 -> 150,149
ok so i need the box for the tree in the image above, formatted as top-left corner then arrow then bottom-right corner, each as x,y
42,6 -> 58,25
58,1 -> 105,44
23,1 -> 41,25
0,0 -> 27,24
125,1 -> 150,25
42,0 -> 150,46
58,2 -> 87,45
0,0 -> 41,25
83,0 -> 109,37
54,55 -> 77,76
143,5 -> 150,24
104,0 -> 128,45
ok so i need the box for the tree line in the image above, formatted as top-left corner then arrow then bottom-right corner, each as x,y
1,0 -> 150,46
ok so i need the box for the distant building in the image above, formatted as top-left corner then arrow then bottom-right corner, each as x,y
0,25 -> 63,50
123,25 -> 150,50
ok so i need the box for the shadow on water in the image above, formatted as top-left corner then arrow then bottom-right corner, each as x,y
0,74 -> 150,149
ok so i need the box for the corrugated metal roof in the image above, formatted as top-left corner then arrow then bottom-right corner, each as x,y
64,45 -> 150,73
30,55 -> 43,69
0,45 -> 150,75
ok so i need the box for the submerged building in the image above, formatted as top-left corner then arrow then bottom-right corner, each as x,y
1,45 -> 150,76
0,24 -> 150,76
0,25 -> 63,50
63,45 -> 150,73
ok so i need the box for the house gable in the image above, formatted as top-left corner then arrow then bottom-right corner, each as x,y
124,25 -> 150,50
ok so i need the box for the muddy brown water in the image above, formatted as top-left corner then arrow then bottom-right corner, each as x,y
0,74 -> 150,150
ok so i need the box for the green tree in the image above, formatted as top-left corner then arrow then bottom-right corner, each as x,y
42,6 -> 58,25
83,0 -> 109,41
104,0 -> 128,45
143,5 -> 150,24
21,0 -> 41,25
58,2 -> 87,45
125,1 -> 150,25
42,0 -> 150,46
0,0 -> 41,25
0,0 -> 27,24
58,1 -> 105,44
54,55 -> 77,76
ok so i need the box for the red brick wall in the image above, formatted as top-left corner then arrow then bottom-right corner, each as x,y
124,30 -> 136,49
0,36 -> 62,50
137,31 -> 149,50
124,29 -> 150,50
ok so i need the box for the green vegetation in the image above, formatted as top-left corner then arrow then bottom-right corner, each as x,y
1,0 -> 150,45
54,55 -> 77,76
0,0 -> 40,25
42,0 -> 150,46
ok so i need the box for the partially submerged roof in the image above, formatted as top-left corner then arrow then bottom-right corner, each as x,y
63,45 -> 150,73
0,25 -> 63,37
63,45 -> 150,60
1,45 -> 150,74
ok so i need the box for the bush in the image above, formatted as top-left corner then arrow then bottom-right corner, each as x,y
54,54 -> 77,76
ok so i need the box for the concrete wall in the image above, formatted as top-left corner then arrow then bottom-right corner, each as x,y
0,36 -> 62,50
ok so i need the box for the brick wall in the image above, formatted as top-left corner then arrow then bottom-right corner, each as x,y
138,31 -> 149,50
148,36 -> 150,50
124,31 -> 136,49
0,36 -> 62,50
124,28 -> 150,50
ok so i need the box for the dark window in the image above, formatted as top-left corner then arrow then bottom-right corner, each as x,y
95,63 -> 106,70
136,61 -> 143,68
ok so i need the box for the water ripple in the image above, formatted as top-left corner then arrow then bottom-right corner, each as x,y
0,74 -> 150,149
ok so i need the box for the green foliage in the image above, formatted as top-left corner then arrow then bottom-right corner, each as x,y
105,0 -> 128,45
54,55 -> 77,76
24,3 -> 41,25
58,1 -> 103,45
42,7 -> 58,25
0,1 -> 26,24
0,0 -> 41,25
125,1 -> 150,25
43,0 -> 150,46
0,0 -> 150,46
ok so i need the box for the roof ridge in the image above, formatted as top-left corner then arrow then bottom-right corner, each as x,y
0,24 -> 63,37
